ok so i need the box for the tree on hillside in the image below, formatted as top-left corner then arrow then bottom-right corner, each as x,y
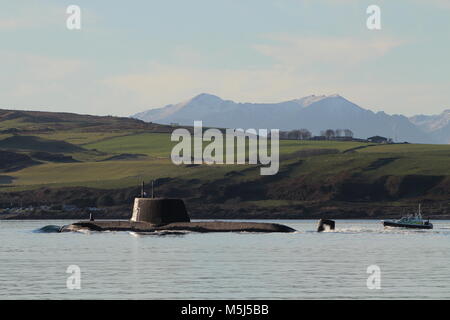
288,130 -> 301,140
324,129 -> 336,140
344,129 -> 354,138
299,129 -> 312,140
280,129 -> 312,140
279,131 -> 289,139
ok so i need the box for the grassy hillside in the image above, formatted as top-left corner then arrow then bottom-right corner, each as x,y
0,108 -> 449,219
85,133 -> 175,158
0,135 -> 84,153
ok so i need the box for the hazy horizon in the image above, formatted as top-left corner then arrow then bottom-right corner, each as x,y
1,0 -> 449,117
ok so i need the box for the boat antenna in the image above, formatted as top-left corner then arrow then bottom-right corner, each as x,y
141,181 -> 145,198
152,180 -> 155,199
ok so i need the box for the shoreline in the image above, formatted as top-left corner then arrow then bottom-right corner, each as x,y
2,201 -> 450,221
3,215 -> 450,220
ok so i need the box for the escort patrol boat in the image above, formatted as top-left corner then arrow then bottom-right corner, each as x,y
382,205 -> 433,230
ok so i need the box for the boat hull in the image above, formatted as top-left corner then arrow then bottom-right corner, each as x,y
383,221 -> 433,229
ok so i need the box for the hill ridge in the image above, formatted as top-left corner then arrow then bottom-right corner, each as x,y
131,93 -> 444,144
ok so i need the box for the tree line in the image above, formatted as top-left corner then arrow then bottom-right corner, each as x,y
279,128 -> 354,140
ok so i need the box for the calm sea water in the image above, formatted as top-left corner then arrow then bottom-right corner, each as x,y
1,219 -> 450,300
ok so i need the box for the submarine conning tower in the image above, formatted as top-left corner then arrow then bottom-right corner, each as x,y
131,198 -> 191,224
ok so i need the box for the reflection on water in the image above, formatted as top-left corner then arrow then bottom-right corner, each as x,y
1,219 -> 450,299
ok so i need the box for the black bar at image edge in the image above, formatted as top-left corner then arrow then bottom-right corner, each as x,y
0,300 -> 443,318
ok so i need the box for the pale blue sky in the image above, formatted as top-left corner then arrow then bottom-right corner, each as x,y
1,0 -> 449,116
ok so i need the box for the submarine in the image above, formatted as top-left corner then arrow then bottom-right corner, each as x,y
60,182 -> 296,234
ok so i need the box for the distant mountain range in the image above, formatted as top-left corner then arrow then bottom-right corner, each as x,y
409,110 -> 450,144
131,93 -> 450,144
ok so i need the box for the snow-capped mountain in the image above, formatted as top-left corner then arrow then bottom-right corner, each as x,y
410,110 -> 450,144
131,93 -> 440,144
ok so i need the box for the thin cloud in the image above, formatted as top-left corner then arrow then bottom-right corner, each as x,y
310,0 -> 450,9
0,52 -> 85,106
0,3 -> 99,31
0,6 -> 59,31
0,18 -> 30,30
253,34 -> 405,69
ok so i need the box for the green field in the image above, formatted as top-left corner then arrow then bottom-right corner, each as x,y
2,129 -> 449,191
1,108 -> 449,219
85,133 -> 176,158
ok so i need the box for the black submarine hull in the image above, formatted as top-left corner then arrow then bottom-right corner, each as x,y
61,220 -> 296,233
